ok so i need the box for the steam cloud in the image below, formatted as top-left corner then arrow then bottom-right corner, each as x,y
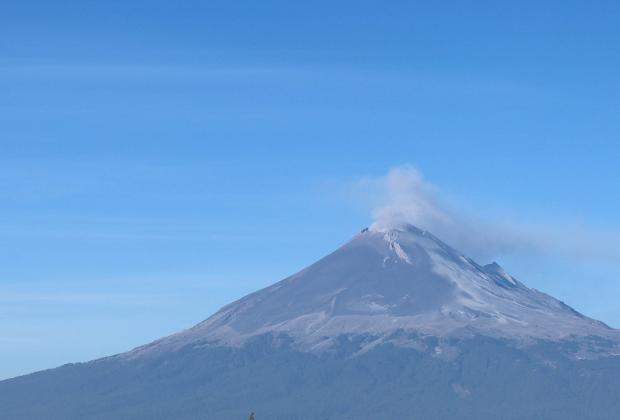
355,165 -> 620,262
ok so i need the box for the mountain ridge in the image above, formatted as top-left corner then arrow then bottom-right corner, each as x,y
125,224 -> 618,360
2,224 -> 620,420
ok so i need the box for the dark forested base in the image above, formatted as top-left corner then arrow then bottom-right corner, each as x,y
1,333 -> 620,420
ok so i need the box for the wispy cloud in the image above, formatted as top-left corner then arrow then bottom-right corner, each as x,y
0,271 -> 251,309
0,228 -> 266,242
352,165 -> 620,262
0,291 -> 169,305
0,64 -> 292,79
0,62 -> 543,99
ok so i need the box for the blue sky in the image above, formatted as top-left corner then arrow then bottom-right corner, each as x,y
1,1 -> 619,379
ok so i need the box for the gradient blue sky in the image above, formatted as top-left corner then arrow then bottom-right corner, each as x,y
2,1 -> 619,379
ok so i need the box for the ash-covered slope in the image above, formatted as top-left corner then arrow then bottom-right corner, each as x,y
2,225 -> 620,420
131,225 -> 618,358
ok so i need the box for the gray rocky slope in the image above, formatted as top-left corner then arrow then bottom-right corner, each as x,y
2,225 -> 620,419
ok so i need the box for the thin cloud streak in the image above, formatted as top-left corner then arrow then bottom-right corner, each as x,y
0,228 -> 268,242
0,64 -> 294,79
0,291 -> 170,305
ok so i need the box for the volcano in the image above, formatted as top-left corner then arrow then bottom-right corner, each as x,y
2,225 -> 620,420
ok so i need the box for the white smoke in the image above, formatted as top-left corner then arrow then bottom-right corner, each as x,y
369,166 -> 450,232
361,165 -> 528,259
351,165 -> 620,263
